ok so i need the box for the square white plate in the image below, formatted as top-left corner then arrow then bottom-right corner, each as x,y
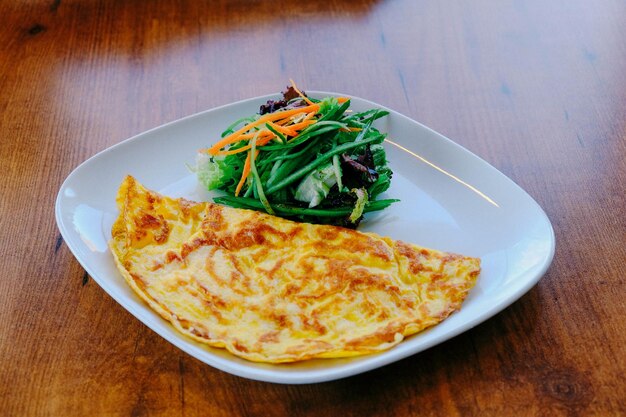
55,92 -> 555,384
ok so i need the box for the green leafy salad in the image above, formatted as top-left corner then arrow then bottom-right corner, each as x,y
194,82 -> 398,228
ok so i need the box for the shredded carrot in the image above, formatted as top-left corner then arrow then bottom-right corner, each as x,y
202,131 -> 273,154
289,79 -> 315,106
235,150 -> 259,196
205,89 -> 348,156
275,113 -> 306,126
275,116 -> 295,126
205,86 -> 355,201
214,133 -> 276,156
282,111 -> 315,124
258,135 -> 275,145
214,146 -> 251,157
267,121 -> 297,137
287,119 -> 316,131
237,130 -> 275,141
206,103 -> 320,155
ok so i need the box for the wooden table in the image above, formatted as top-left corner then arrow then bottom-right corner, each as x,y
1,0 -> 624,415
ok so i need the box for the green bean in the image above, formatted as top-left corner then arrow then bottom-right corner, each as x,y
265,134 -> 381,195
221,116 -> 257,137
249,136 -> 274,214
201,95 -> 398,226
259,123 -> 344,151
213,196 -> 399,217
264,122 -> 287,143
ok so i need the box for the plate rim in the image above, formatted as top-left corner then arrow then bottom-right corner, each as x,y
55,91 -> 556,384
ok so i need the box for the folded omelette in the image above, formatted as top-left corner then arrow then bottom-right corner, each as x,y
110,176 -> 480,363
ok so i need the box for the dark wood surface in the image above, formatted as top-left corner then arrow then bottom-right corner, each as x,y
1,0 -> 625,415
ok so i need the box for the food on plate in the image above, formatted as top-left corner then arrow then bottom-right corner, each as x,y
109,176 -> 481,363
193,81 -> 398,228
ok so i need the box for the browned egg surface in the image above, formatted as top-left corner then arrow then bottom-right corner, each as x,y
110,176 -> 481,363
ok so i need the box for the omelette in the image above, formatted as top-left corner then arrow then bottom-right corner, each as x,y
110,176 -> 480,363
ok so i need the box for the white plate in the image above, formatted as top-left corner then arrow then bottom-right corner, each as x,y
55,91 -> 555,384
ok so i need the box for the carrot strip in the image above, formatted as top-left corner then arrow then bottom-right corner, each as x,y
235,149 -> 260,196
238,130 -> 274,140
214,146 -> 251,157
287,119 -> 316,131
206,103 -> 320,155
258,135 -> 275,145
289,79 -> 315,106
275,112 -> 306,126
266,105 -> 319,120
267,121 -> 297,137
234,152 -> 252,196
214,134 -> 276,156
202,131 -> 274,154
275,110 -> 316,127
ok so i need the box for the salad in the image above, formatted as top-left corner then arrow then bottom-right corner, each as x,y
195,81 -> 398,227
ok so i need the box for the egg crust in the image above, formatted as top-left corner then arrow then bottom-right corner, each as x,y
110,176 -> 480,363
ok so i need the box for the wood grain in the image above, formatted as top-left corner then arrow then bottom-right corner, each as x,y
1,0 -> 625,415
